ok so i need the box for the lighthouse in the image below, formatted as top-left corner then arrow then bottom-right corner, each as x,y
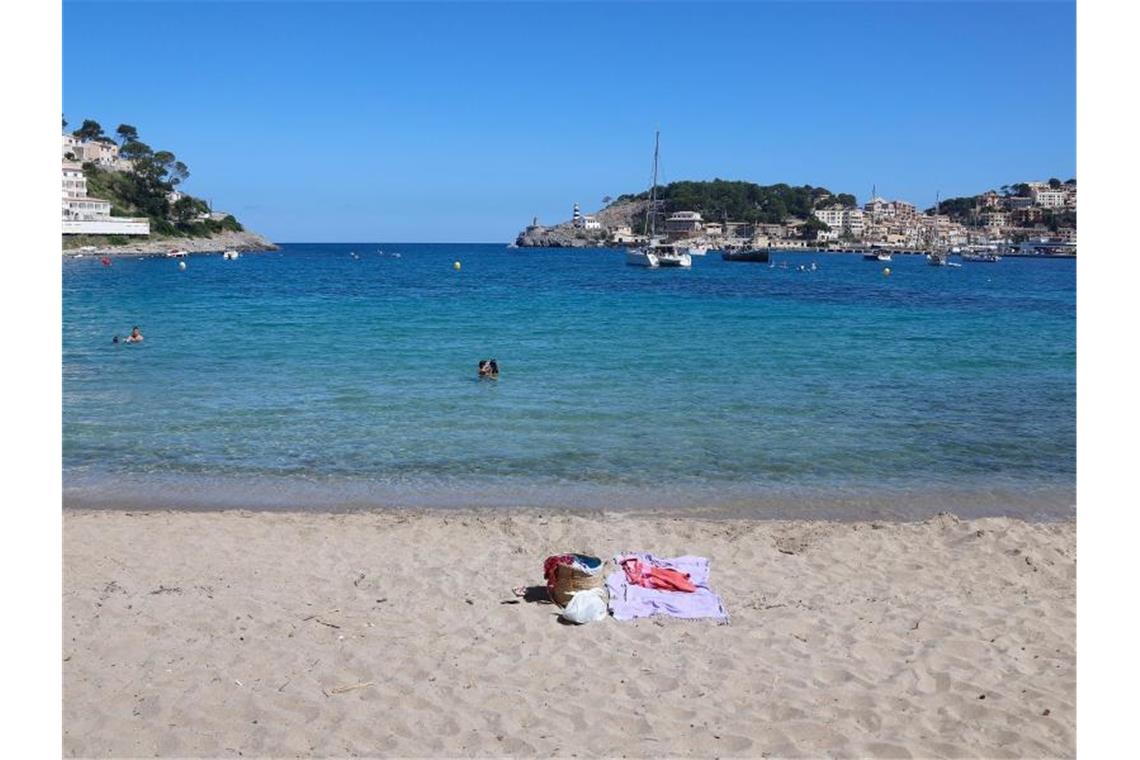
572,202 -> 583,227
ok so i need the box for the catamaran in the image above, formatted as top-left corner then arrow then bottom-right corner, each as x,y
626,131 -> 692,269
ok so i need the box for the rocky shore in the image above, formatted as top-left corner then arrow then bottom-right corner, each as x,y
62,229 -> 279,256
515,198 -> 645,248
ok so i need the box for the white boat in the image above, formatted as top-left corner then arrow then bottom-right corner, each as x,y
961,252 -> 1001,263
685,243 -> 709,256
864,249 -> 892,262
222,250 -> 239,260
626,241 -> 692,268
626,132 -> 691,269
166,249 -> 189,258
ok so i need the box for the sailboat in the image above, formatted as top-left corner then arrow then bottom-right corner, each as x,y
626,131 -> 692,269
926,191 -> 955,266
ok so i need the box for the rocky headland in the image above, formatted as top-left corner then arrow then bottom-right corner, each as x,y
515,199 -> 645,247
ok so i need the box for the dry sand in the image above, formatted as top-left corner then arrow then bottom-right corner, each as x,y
63,510 -> 1075,758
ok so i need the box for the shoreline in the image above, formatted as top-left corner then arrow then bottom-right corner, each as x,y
62,228 -> 279,255
64,508 -> 1075,758
62,472 -> 1076,522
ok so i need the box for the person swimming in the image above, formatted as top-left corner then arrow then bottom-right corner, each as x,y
125,326 -> 144,343
478,359 -> 499,379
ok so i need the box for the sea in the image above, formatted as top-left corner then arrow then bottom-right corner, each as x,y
62,244 -> 1076,519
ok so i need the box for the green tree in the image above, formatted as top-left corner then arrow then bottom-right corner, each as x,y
115,124 -> 139,145
72,119 -> 105,141
172,196 -> 201,224
1048,177 -> 1062,189
171,161 -> 190,186
800,216 -> 829,240
62,115 -> 67,130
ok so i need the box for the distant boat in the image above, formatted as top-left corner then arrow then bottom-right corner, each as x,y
222,250 -> 239,260
685,243 -> 709,256
626,132 -> 691,269
864,248 -> 892,262
722,247 -> 770,263
961,251 -> 1001,263
166,249 -> 188,258
927,250 -> 950,266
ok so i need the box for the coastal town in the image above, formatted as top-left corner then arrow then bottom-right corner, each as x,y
517,180 -> 1077,256
61,119 -> 275,253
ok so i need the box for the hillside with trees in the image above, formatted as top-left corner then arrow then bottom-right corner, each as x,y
616,179 -> 855,234
62,117 -> 273,250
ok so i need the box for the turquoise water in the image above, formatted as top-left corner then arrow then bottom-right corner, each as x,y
63,244 -> 1075,518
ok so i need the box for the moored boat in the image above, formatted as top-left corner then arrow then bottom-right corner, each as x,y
626,132 -> 691,269
722,247 -> 770,263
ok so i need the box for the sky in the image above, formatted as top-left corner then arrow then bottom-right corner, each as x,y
63,1 -> 1076,242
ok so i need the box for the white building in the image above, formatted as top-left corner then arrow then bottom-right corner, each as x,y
570,202 -> 602,230
61,162 -> 87,197
62,134 -> 82,160
814,206 -> 865,238
61,160 -> 149,236
1031,187 -> 1066,208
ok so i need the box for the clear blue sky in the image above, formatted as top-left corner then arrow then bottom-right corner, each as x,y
63,1 -> 1075,242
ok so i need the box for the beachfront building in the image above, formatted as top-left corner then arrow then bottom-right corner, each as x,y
814,206 -> 865,239
62,162 -> 87,197
61,160 -> 149,236
664,211 -> 703,236
610,225 -> 647,245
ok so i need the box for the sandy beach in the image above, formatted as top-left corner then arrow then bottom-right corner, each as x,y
63,509 -> 1075,758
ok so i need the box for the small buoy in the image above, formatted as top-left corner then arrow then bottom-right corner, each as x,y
882,267 -> 891,276
178,261 -> 187,271
453,261 -> 461,271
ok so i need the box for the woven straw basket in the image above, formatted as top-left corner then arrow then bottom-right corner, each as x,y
551,562 -> 607,607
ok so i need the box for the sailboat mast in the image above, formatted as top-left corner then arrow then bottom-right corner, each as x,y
649,130 -> 660,238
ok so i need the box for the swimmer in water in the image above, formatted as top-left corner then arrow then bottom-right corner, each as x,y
478,359 -> 499,379
125,326 -> 144,343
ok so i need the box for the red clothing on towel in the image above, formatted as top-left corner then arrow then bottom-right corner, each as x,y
621,558 -> 697,592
